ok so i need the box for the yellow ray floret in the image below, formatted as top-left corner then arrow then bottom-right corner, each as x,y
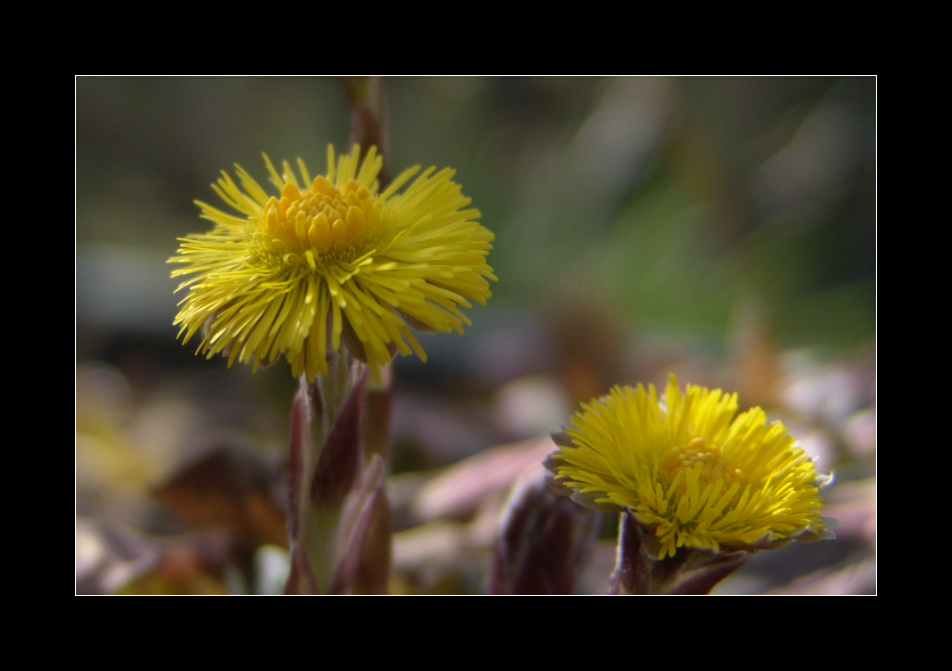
548,375 -> 827,559
169,145 -> 496,382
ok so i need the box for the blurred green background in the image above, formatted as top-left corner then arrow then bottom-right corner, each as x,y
76,77 -> 875,594
78,77 -> 874,353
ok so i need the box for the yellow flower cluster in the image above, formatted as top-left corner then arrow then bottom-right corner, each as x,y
547,375 -> 827,559
170,145 -> 496,381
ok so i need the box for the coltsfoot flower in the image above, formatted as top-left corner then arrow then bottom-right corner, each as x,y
170,145 -> 496,381
546,375 -> 830,559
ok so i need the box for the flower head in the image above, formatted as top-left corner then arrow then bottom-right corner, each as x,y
169,145 -> 496,382
546,375 -> 828,559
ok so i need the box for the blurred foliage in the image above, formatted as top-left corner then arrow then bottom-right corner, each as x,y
77,77 -> 874,349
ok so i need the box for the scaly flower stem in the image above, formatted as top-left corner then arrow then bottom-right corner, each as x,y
353,364 -> 393,593
285,352 -> 368,593
312,349 -> 364,442
342,76 -> 387,184
610,513 -> 748,595
305,353 -> 366,588
491,470 -> 601,594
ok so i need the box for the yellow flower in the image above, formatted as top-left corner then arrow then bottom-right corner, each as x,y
169,145 -> 496,382
547,375 -> 828,559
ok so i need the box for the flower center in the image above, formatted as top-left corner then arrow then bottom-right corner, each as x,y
659,438 -> 743,495
261,176 -> 378,257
